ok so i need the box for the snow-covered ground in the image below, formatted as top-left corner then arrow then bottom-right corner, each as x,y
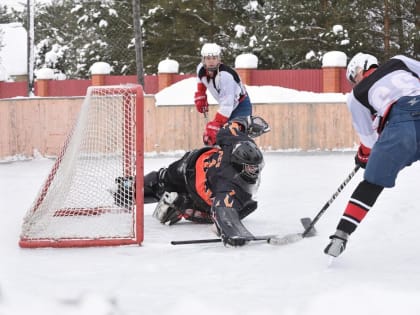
2,152 -> 420,315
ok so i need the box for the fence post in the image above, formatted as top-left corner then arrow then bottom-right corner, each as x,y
158,58 -> 179,91
90,62 -> 111,86
322,51 -> 347,93
235,53 -> 258,85
35,68 -> 54,97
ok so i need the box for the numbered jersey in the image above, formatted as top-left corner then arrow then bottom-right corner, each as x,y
348,55 -> 420,148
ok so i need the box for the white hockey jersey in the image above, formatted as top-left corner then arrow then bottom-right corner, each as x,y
348,55 -> 420,148
196,63 -> 248,118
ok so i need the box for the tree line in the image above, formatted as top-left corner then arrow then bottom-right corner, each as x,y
0,0 -> 418,79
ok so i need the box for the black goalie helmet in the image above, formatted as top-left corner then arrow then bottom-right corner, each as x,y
231,141 -> 264,183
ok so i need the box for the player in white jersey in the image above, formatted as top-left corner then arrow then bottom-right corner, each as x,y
193,43 -> 252,146
324,53 -> 420,258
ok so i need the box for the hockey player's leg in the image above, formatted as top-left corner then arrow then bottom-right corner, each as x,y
144,168 -> 166,203
114,168 -> 167,206
324,180 -> 383,257
144,152 -> 190,204
325,121 -> 413,257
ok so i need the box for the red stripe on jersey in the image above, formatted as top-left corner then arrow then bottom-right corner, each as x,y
344,202 -> 368,222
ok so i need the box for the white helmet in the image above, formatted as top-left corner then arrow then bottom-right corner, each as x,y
201,43 -> 221,57
346,52 -> 378,83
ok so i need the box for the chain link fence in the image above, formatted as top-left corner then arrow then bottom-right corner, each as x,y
30,1 -> 141,83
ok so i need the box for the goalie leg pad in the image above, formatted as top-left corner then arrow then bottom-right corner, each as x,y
238,200 -> 257,219
144,168 -> 167,203
212,206 -> 254,247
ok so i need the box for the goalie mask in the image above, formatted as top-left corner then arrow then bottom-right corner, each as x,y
231,141 -> 264,184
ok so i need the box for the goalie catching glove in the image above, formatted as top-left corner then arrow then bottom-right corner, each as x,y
230,116 -> 271,139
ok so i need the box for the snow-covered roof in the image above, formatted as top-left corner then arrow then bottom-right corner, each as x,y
0,23 -> 27,78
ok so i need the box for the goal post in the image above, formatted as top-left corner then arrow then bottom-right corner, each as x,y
19,84 -> 144,248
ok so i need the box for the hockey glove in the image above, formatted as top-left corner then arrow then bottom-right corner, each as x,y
203,112 -> 228,146
194,83 -> 208,113
153,192 -> 183,225
355,143 -> 371,169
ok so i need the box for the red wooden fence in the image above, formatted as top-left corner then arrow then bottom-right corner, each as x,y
0,69 -> 351,99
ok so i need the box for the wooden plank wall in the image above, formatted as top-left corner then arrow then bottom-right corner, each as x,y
0,98 -> 82,158
0,96 -> 358,159
144,97 -> 359,152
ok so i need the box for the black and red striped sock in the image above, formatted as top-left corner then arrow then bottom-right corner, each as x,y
337,180 -> 384,234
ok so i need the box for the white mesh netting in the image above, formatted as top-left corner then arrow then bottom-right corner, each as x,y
20,85 -> 143,247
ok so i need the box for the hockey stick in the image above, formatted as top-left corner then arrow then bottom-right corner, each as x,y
171,238 -> 221,245
171,235 -> 273,245
268,165 -> 361,245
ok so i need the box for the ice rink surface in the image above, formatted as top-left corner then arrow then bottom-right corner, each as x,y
1,152 -> 420,315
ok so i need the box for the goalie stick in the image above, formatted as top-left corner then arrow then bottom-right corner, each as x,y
268,165 -> 360,245
171,235 -> 273,245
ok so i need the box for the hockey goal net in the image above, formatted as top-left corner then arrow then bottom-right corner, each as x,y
19,85 -> 144,248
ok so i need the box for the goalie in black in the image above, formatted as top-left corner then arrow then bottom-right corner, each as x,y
114,116 -> 270,247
